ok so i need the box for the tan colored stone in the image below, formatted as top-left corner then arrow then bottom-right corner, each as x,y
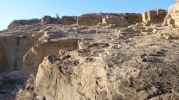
23,38 -> 79,75
163,14 -> 175,26
34,56 -> 109,100
41,16 -> 61,25
77,13 -> 142,26
163,2 -> 179,26
1,10 -> 179,100
0,36 -> 38,71
102,15 -> 128,26
77,13 -> 102,25
8,19 -> 40,28
152,27 -> 158,33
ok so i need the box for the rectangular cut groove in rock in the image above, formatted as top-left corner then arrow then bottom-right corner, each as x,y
22,38 -> 80,75
0,36 -> 38,71
47,38 -> 80,50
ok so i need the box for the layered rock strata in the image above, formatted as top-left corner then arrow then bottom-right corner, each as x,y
0,2 -> 179,99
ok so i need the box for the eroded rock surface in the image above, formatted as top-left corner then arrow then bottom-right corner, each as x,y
8,19 -> 40,29
77,13 -> 103,26
0,1 -> 179,100
41,16 -> 61,25
14,23 -> 179,100
23,38 -> 79,75
163,1 -> 179,26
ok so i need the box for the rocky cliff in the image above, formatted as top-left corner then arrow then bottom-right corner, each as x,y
0,35 -> 38,71
0,1 -> 179,100
16,24 -> 179,99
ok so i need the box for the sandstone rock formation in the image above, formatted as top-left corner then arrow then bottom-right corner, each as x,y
23,38 -> 79,75
102,15 -> 127,26
102,13 -> 142,26
33,55 -> 108,100
0,35 -> 38,71
8,19 -> 40,29
77,13 -> 142,26
41,31 -> 66,40
15,23 -> 179,100
163,1 -> 179,26
41,16 -> 61,25
1,1 -> 179,100
77,13 -> 103,26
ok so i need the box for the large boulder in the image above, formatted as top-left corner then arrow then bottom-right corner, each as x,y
17,54 -> 109,100
163,1 -> 179,26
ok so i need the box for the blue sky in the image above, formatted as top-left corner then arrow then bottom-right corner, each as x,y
0,0 -> 176,30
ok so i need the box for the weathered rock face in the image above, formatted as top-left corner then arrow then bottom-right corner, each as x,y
102,13 -> 142,26
33,55 -> 108,100
163,2 -> 179,26
16,35 -> 179,100
41,16 -> 61,25
78,13 -> 142,26
0,35 -> 38,71
23,39 -> 79,75
1,8 -> 179,100
102,15 -> 129,26
62,16 -> 77,25
0,40 -> 6,70
142,9 -> 167,24
8,19 -> 40,28
77,14 -> 103,25
39,31 -> 66,41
